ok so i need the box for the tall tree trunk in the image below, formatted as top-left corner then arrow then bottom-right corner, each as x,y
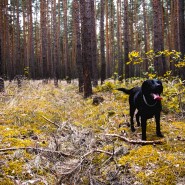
129,0 -> 134,77
124,0 -> 130,79
178,0 -> 185,55
73,0 -> 83,92
100,0 -> 106,84
152,0 -> 166,76
91,0 -> 98,86
109,0 -> 115,76
22,0 -> 27,73
117,0 -> 123,80
0,1 -> 3,76
57,0 -> 61,79
28,0 -> 35,78
63,0 -> 71,83
169,0 -> 176,74
105,0 -> 110,78
5,0 -> 12,80
80,0 -> 92,98
15,0 -> 21,76
52,0 -> 58,86
40,0 -> 48,78
142,0 -> 149,72
46,0 -> 52,79
178,0 -> 185,79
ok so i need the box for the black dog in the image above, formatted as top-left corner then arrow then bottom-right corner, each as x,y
117,79 -> 164,140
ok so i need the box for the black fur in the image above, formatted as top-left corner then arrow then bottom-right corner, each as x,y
117,79 -> 164,140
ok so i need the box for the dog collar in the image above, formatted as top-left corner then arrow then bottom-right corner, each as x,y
143,95 -> 157,107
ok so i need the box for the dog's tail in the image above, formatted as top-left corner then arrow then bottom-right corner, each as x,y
117,88 -> 131,95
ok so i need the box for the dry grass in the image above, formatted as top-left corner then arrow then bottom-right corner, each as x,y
0,79 -> 184,185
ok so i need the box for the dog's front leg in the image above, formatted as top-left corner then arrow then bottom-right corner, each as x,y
141,116 -> 147,140
155,112 -> 163,137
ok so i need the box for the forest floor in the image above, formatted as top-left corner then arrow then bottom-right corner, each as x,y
0,79 -> 185,185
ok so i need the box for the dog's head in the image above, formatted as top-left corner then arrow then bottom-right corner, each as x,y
142,79 -> 163,101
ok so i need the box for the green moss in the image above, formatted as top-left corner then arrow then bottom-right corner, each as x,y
3,160 -> 24,176
0,178 -> 14,185
118,145 -> 185,185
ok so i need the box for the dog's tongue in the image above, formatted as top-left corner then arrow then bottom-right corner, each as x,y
153,93 -> 162,101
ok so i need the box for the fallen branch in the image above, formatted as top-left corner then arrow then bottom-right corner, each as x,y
105,133 -> 163,144
0,147 -> 70,157
60,149 -> 113,176
82,149 -> 112,159
41,115 -> 60,128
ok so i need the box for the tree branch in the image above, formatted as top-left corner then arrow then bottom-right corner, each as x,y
0,147 -> 70,157
105,133 -> 163,144
41,115 -> 60,128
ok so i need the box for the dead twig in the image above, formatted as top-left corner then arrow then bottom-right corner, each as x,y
41,115 -> 60,128
82,149 -> 113,159
105,133 -> 164,144
0,147 -> 70,157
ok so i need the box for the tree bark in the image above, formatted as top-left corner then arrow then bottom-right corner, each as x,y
63,0 -> 71,83
80,0 -> 93,98
124,0 -> 130,79
0,1 -> 3,76
40,0 -> 48,78
91,0 -> 98,86
117,0 -> 124,80
28,0 -> 35,78
100,0 -> 106,84
73,0 -> 83,92
152,0 -> 166,76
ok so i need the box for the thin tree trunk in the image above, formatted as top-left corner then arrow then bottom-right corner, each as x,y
100,0 -> 106,84
73,0 -> 83,92
105,0 -> 110,79
109,0 -> 115,77
28,0 -> 35,78
117,0 -> 123,80
63,0 -> 71,83
124,0 -> 130,79
0,1 -> 3,76
52,0 -> 58,86
40,0 -> 48,78
178,0 -> 185,79
91,0 -> 98,86
142,0 -> 149,72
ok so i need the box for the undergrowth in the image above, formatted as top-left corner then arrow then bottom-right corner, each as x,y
0,78 -> 184,184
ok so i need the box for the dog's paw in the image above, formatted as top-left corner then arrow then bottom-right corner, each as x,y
157,132 -> 164,137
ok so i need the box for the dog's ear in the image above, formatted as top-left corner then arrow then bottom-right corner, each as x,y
156,80 -> 163,94
141,80 -> 151,95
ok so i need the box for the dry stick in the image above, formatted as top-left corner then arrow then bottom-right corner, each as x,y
60,149 -> 113,176
41,115 -> 60,128
105,133 -> 163,144
82,149 -> 112,159
0,147 -> 70,157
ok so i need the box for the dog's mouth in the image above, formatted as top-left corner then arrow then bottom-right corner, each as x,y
152,93 -> 162,101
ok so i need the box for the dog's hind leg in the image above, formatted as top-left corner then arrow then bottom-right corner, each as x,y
136,111 -> 141,127
130,106 -> 136,132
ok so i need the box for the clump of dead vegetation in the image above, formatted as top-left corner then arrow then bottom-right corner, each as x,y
0,78 -> 184,185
